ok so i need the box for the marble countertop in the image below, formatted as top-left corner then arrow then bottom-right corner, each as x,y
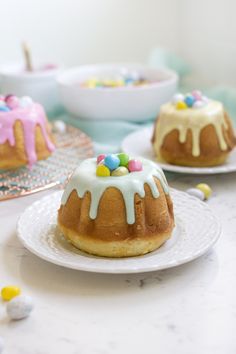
1,172 -> 236,354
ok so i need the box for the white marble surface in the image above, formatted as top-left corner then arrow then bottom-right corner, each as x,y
0,173 -> 236,354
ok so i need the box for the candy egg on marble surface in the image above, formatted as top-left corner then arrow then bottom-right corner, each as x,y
5,95 -> 20,110
184,94 -> 195,107
97,154 -> 106,164
53,120 -> 66,133
128,159 -> 143,172
20,96 -> 33,108
195,183 -> 212,199
172,93 -> 185,104
186,188 -> 205,201
1,286 -> 21,301
111,166 -> 129,176
104,154 -> 120,171
117,153 -> 129,166
7,295 -> 34,320
176,101 -> 188,110
96,164 -> 110,177
0,336 -> 4,354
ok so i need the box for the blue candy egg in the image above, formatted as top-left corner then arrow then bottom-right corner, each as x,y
0,106 -> 10,112
184,95 -> 195,107
104,154 -> 120,171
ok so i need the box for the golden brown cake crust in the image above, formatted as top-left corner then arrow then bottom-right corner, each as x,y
58,178 -> 174,257
153,112 -> 236,167
0,120 -> 54,169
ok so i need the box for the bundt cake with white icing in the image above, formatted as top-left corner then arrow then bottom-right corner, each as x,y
152,91 -> 236,167
58,154 -> 174,258
0,94 -> 55,169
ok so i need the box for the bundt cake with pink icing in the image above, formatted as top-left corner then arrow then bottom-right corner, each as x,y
58,154 -> 174,258
0,94 -> 55,169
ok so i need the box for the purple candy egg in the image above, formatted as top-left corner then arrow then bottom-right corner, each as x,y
5,95 -> 20,110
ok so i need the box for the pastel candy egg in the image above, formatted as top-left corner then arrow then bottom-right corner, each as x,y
128,159 -> 143,172
186,188 -> 205,201
0,336 -> 4,354
104,154 -> 120,171
111,166 -> 129,176
117,153 -> 129,166
0,100 -> 6,107
202,95 -> 209,104
176,101 -> 188,110
53,120 -> 66,133
0,106 -> 10,112
96,164 -> 110,177
184,94 -> 195,107
5,95 -> 20,109
172,93 -> 184,104
192,90 -> 202,100
7,295 -> 34,320
196,183 -> 212,200
97,154 -> 106,164
193,100 -> 205,109
20,96 -> 33,108
1,286 -> 21,301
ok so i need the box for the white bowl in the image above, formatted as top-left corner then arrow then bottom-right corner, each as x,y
57,63 -> 178,121
0,63 -> 62,115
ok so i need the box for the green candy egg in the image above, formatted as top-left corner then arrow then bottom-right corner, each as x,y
111,166 -> 129,177
117,153 -> 129,167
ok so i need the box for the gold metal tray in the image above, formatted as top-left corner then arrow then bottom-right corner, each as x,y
0,123 -> 94,201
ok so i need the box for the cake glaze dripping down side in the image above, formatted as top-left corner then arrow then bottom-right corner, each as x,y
153,100 -> 229,157
61,158 -> 169,225
0,103 -> 55,167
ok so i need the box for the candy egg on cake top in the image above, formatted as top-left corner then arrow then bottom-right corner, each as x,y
0,94 -> 55,169
152,90 -> 236,167
58,154 -> 174,258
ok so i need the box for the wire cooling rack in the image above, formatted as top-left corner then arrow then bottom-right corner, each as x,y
0,123 -> 94,201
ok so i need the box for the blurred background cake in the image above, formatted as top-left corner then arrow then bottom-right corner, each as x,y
0,95 -> 55,169
152,91 -> 236,167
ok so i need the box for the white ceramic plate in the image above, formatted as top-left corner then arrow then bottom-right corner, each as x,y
121,126 -> 236,174
17,190 -> 221,274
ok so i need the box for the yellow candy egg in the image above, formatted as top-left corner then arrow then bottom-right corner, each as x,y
87,78 -> 98,89
96,164 -> 110,177
176,101 -> 188,110
195,183 -> 212,200
1,286 -> 21,301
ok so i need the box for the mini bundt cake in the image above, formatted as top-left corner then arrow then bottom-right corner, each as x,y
58,154 -> 174,258
152,90 -> 236,167
0,94 -> 55,169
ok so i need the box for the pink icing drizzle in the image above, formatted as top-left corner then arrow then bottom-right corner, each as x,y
0,103 -> 55,167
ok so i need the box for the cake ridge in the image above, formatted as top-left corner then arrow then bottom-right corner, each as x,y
61,157 -> 169,224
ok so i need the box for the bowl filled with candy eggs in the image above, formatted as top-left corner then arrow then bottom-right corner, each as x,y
57,63 -> 178,122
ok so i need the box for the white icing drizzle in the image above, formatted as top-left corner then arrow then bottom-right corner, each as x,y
61,158 -> 169,225
153,100 -> 229,157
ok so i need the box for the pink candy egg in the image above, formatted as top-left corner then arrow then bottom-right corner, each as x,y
5,95 -> 20,110
128,159 -> 143,172
192,90 -> 202,101
97,154 -> 106,164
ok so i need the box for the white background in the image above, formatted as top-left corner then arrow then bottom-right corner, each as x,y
1,0 -> 236,85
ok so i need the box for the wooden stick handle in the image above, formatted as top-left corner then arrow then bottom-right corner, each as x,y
22,42 -> 33,72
